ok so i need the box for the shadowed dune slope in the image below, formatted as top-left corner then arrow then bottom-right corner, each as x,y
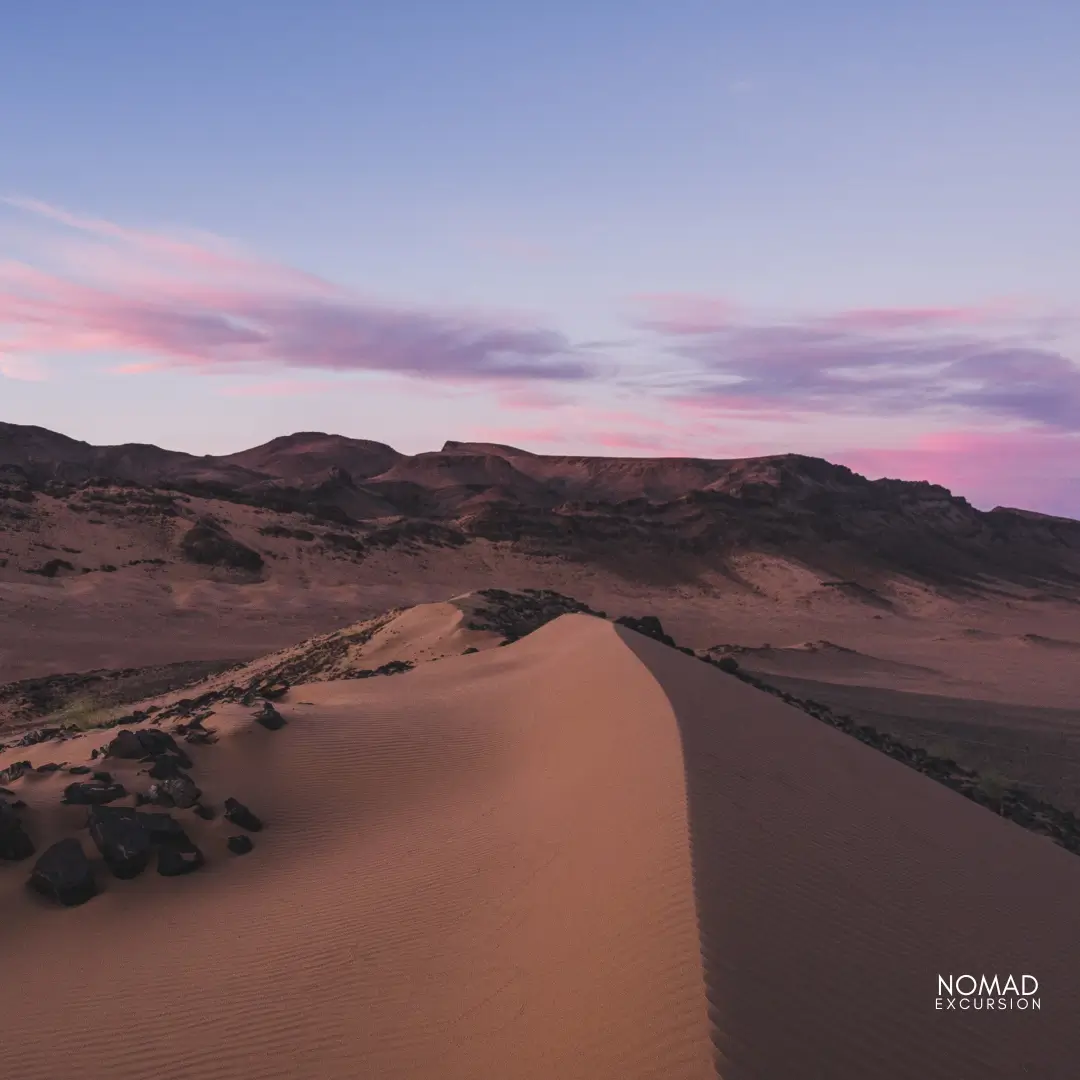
619,628 -> 1080,1080
0,615 -> 713,1080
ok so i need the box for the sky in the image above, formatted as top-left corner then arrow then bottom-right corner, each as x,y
1,0 -> 1079,516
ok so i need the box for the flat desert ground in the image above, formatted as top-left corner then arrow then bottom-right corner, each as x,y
3,605 -> 1080,1078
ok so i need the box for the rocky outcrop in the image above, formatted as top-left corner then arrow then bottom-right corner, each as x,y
179,520 -> 264,574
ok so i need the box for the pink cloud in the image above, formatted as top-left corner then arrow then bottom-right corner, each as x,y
109,361 -> 163,375
0,198 -> 595,385
818,298 -> 1024,332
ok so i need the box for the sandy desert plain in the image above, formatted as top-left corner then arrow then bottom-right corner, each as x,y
2,423 -> 1080,1079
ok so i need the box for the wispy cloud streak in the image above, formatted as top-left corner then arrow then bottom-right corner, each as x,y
631,292 -> 1080,430
0,198 -> 594,383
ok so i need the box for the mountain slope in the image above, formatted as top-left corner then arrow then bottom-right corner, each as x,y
2,421 -> 1079,609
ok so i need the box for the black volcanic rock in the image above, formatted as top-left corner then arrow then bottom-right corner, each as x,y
0,799 -> 34,860
30,838 -> 97,906
156,836 -> 204,876
0,761 -> 32,784
223,798 -> 263,832
156,774 -> 201,809
62,780 -> 128,805
227,835 -> 254,855
253,702 -> 286,730
88,806 -> 152,879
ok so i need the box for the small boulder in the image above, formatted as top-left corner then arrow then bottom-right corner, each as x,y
35,762 -> 63,774
223,798 -> 263,832
29,838 -> 97,906
148,753 -> 190,780
184,729 -> 216,745
253,702 -> 286,731
0,801 -> 35,861
0,761 -> 32,785
106,728 -> 191,766
157,838 -> 204,876
105,729 -> 145,759
227,835 -> 254,855
193,803 -> 216,820
160,774 -> 201,809
92,770 -> 113,783
88,806 -> 152,879
62,780 -> 128,806
137,729 -> 190,763
146,784 -> 173,807
67,765 -> 92,775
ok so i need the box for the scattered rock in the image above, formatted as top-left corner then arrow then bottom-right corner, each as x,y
148,753 -> 190,779
62,780 -> 128,805
224,798 -> 263,832
260,684 -> 289,701
105,729 -> 144,759
106,727 -> 191,765
253,702 -> 286,730
88,806 -> 152,879
0,800 -> 35,860
0,761 -> 32,785
160,774 -> 201,809
92,770 -> 113,783
17,726 -> 64,747
67,765 -> 92,775
35,762 -> 63,773
29,838 -> 98,906
184,729 -> 216,745
157,839 -> 204,876
193,803 -> 216,820
227,835 -> 254,855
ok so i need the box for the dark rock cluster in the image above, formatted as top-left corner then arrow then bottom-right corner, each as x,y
0,697 -> 282,907
466,588 -> 605,643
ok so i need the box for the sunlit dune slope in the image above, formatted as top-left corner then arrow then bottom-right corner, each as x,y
0,615 -> 714,1080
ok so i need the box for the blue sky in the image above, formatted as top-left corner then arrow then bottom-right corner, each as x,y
2,1 -> 1079,514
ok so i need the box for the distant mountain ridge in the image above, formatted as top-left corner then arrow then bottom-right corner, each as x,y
1,420 -> 1078,590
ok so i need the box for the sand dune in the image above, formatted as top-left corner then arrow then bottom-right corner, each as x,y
4,611 -> 1080,1078
0,616 -> 713,1080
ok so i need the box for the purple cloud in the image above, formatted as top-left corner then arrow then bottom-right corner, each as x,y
658,318 -> 1080,430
